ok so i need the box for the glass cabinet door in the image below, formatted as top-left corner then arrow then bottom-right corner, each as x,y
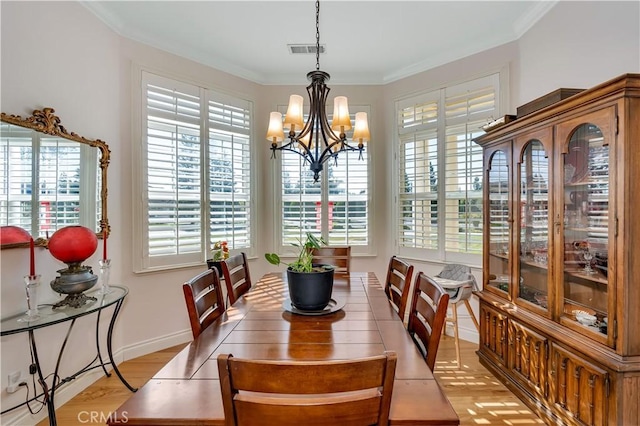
517,139 -> 550,313
560,118 -> 611,340
486,149 -> 510,296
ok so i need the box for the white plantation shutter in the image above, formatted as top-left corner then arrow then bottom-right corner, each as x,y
327,148 -> 368,245
397,92 -> 439,254
443,123 -> 484,256
145,75 -> 202,260
278,107 -> 371,253
443,76 -> 496,257
0,124 -> 98,236
207,95 -> 251,249
397,73 -> 500,261
140,71 -> 253,270
398,98 -> 438,132
281,153 -> 322,247
398,130 -> 438,251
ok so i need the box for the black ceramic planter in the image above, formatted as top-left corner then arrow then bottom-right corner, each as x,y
206,259 -> 223,278
287,265 -> 334,310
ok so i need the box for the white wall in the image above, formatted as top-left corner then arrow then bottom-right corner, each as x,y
0,2 -> 124,424
1,1 -> 638,424
516,1 -> 640,105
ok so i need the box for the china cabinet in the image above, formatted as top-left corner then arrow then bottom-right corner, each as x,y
474,74 -> 640,426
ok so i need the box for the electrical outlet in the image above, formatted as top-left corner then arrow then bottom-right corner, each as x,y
7,371 -> 24,393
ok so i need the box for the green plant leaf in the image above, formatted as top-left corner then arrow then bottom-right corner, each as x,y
264,233 -> 326,272
264,253 -> 281,265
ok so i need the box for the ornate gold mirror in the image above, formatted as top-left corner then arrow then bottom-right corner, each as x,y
0,108 -> 109,248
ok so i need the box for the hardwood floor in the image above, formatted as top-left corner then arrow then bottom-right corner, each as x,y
37,336 -> 543,426
434,336 -> 544,425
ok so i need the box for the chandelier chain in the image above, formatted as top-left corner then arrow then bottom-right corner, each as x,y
315,0 -> 320,71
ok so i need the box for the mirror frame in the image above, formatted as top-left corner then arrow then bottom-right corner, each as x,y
1,107 -> 110,248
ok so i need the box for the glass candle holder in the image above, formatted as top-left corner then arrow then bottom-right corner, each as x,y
98,258 -> 112,294
17,274 -> 41,322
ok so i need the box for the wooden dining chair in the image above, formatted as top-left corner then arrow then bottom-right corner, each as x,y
407,272 -> 450,371
182,268 -> 225,339
217,351 -> 397,426
383,256 -> 414,323
221,252 -> 252,306
311,246 -> 351,274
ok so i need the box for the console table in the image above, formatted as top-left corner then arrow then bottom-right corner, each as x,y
1,285 -> 136,426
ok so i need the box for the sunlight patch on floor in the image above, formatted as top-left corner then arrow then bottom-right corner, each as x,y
475,402 -> 521,408
489,409 -> 525,415
448,381 -> 488,386
503,419 -> 545,424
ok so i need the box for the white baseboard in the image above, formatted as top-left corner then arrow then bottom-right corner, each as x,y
444,322 -> 480,345
120,329 -> 192,361
0,329 -> 192,426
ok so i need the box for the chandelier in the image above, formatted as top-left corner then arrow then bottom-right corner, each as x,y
266,0 -> 370,183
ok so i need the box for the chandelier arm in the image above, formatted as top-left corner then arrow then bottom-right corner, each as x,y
340,140 -> 364,151
272,143 -> 316,162
275,137 -> 306,152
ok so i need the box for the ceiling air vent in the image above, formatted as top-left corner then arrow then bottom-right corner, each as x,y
288,44 -> 326,55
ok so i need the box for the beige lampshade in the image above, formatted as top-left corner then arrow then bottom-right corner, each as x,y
352,112 -> 370,143
283,95 -> 304,132
266,112 -> 284,143
331,96 -> 352,132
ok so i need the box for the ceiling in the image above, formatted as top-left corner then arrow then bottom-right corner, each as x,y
82,1 -> 557,85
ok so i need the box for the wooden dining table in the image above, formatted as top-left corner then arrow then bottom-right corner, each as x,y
108,272 -> 459,425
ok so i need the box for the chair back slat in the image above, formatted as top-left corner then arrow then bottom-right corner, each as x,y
182,269 -> 225,339
234,397 -> 381,426
311,246 -> 351,274
407,272 -> 449,370
218,352 -> 397,426
222,253 -> 252,306
383,256 -> 414,322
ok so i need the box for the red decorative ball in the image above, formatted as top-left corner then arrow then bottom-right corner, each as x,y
0,226 -> 32,244
48,226 -> 98,264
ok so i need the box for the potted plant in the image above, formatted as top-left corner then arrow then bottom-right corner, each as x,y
265,233 -> 334,311
207,241 -> 229,277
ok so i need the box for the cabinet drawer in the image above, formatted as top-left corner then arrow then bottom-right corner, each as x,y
479,302 -> 508,365
549,343 -> 609,426
508,319 -> 548,399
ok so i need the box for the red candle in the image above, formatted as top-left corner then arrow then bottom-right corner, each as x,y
29,238 -> 35,276
103,234 -> 108,260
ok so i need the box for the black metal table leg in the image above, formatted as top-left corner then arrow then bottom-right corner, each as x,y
29,330 -> 56,426
106,298 -> 138,392
95,310 -> 111,377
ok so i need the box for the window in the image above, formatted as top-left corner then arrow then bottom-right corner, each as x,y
277,107 -> 372,254
396,73 -> 500,263
0,124 -> 99,236
136,71 -> 253,271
